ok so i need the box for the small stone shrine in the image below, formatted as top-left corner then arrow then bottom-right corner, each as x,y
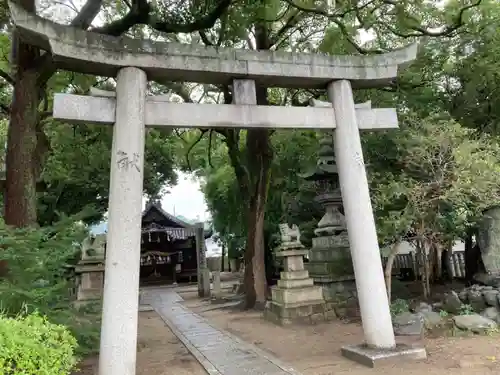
301,118 -> 357,318
75,234 -> 106,302
264,223 -> 330,325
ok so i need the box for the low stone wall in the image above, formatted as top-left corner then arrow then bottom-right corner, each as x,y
318,280 -> 359,319
443,284 -> 500,320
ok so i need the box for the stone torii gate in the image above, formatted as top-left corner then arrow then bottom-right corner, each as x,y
10,2 -> 423,373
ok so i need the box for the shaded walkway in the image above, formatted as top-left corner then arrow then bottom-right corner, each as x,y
144,289 -> 302,375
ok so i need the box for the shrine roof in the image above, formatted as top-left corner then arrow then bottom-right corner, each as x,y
89,203 -> 212,238
142,202 -> 191,228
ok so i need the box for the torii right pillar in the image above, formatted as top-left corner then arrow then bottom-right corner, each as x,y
328,80 -> 427,367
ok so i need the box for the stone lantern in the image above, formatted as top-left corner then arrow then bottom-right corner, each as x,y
301,130 -> 357,316
75,234 -> 106,303
264,223 -> 329,325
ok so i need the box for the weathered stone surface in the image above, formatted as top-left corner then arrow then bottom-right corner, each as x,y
467,290 -> 487,312
443,291 -> 463,314
266,237 -> 326,326
277,278 -> 314,289
453,314 -> 497,333
54,93 -> 399,131
148,289 -> 301,374
458,289 -> 468,303
477,206 -> 500,275
321,280 -> 357,303
280,270 -> 309,280
10,1 -> 417,89
451,285 -> 500,316
271,285 -> 323,305
483,290 -> 499,307
264,300 -> 328,325
481,306 -> 500,322
341,343 -> 427,368
311,234 -> 350,250
412,302 -> 432,313
393,312 -> 424,337
419,311 -> 444,329
283,255 -> 305,272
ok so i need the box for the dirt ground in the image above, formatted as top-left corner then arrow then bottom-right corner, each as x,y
180,291 -> 500,375
75,311 -> 207,375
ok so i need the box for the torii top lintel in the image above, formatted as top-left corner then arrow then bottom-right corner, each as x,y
9,2 -> 417,89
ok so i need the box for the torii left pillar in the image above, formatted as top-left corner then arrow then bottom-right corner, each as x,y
99,67 -> 147,375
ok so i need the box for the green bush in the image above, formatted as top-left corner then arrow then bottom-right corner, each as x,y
0,312 -> 78,374
0,215 -> 101,355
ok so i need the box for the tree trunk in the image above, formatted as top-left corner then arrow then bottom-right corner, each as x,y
384,240 -> 401,302
243,110 -> 272,308
240,23 -> 273,309
416,239 -> 429,299
3,0 -> 105,228
4,32 -> 40,227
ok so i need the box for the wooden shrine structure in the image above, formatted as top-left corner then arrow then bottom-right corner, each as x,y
139,201 -> 212,284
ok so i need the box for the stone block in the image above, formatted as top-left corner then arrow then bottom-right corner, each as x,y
307,259 -> 354,279
264,300 -> 328,325
275,249 -> 308,258
277,278 -> 314,289
341,343 -> 427,368
271,285 -> 323,305
312,234 -> 349,249
283,255 -> 304,272
280,270 -> 309,280
308,246 -> 350,263
75,266 -> 105,302
81,271 -> 104,290
320,280 -> 357,302
212,271 -> 221,296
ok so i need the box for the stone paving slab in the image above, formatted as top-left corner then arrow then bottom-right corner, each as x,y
146,289 -> 302,375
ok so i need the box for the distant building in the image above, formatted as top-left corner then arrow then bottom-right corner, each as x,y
89,201 -> 212,284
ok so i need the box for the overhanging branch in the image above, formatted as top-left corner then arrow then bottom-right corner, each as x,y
283,0 -> 483,54
93,0 -> 232,37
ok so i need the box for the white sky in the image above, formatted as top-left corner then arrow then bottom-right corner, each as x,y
158,171 -> 220,256
160,171 -> 210,223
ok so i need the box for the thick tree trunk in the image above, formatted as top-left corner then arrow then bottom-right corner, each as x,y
243,97 -> 272,308
4,34 -> 40,227
243,186 -> 269,308
241,23 -> 273,309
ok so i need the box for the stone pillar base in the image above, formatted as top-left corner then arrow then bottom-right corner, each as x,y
264,299 -> 336,325
265,271 -> 336,325
341,343 -> 427,368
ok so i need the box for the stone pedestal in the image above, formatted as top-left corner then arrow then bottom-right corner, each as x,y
265,243 -> 330,325
212,270 -> 221,296
306,233 -> 358,318
75,259 -> 105,302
